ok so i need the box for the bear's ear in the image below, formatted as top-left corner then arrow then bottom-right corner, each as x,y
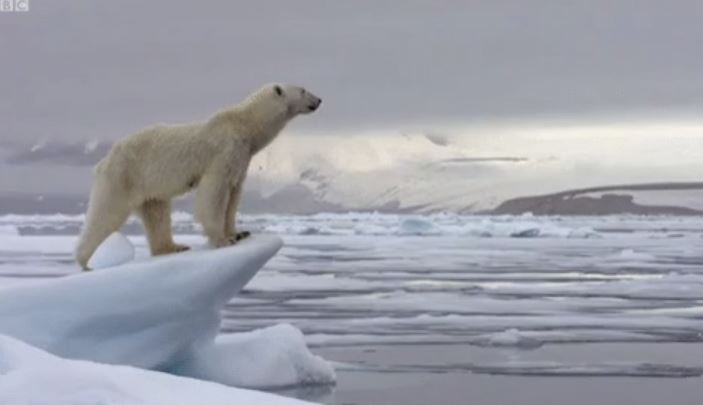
274,85 -> 283,97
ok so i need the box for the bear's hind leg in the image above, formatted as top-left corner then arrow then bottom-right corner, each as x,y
75,183 -> 131,270
138,199 -> 189,256
195,172 -> 231,248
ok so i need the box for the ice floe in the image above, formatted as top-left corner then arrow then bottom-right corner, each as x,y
0,334 -> 317,405
475,328 -> 543,349
0,225 -> 18,236
2,213 -> 703,393
0,235 -> 335,389
173,323 -> 335,388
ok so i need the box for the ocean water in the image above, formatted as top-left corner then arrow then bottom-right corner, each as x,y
2,213 -> 703,404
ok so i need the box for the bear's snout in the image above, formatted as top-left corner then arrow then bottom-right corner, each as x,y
308,98 -> 322,112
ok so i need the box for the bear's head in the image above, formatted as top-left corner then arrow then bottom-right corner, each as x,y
270,84 -> 322,116
233,84 -> 321,152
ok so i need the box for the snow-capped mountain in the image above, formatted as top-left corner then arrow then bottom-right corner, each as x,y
242,125 -> 703,214
3,124 -> 703,214
245,131 -> 540,213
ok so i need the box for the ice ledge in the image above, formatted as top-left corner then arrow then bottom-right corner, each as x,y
0,235 -> 336,388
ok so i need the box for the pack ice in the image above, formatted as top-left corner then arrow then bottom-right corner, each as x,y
0,235 -> 335,393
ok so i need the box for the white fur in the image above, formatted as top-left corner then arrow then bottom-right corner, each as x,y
75,83 -> 321,270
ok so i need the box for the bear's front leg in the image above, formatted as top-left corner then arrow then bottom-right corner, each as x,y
195,171 -> 232,248
224,182 -> 250,244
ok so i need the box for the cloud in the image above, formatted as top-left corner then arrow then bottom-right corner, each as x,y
1,1 -> 702,197
1,0 -> 703,143
4,141 -> 110,166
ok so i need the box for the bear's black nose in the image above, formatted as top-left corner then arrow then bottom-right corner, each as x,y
308,99 -> 321,111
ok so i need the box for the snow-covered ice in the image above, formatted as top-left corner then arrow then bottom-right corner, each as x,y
87,232 -> 135,269
0,225 -> 18,236
174,323 -> 335,388
3,214 -> 703,352
0,334 -> 316,405
476,328 -> 543,349
0,235 -> 335,390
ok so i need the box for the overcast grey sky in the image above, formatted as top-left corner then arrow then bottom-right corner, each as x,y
2,0 -> 703,195
2,0 -> 703,144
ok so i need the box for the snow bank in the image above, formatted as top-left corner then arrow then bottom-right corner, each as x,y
0,235 -> 335,388
0,334 -> 315,405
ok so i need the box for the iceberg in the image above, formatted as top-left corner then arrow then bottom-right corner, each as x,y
0,334 -> 316,405
0,235 -> 335,389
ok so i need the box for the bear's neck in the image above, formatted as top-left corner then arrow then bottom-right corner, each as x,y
248,111 -> 289,154
233,101 -> 290,154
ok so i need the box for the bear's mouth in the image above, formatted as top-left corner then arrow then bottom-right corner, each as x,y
307,99 -> 322,112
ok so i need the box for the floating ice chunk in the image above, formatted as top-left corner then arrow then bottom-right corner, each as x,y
509,228 -> 541,238
0,225 -> 18,236
300,226 -> 323,235
0,334 -> 316,405
614,248 -> 656,261
0,235 -> 334,388
506,223 -> 600,239
87,232 -> 135,269
398,217 -> 439,235
175,323 -> 336,388
566,226 -> 601,238
477,328 -> 543,349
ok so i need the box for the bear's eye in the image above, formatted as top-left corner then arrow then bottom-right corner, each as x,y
274,85 -> 283,96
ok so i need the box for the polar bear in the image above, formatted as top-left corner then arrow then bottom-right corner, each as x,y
75,83 -> 321,270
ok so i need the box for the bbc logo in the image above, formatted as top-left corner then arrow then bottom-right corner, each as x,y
0,0 -> 29,12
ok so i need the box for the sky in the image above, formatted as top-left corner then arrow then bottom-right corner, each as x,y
1,0 -> 703,194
